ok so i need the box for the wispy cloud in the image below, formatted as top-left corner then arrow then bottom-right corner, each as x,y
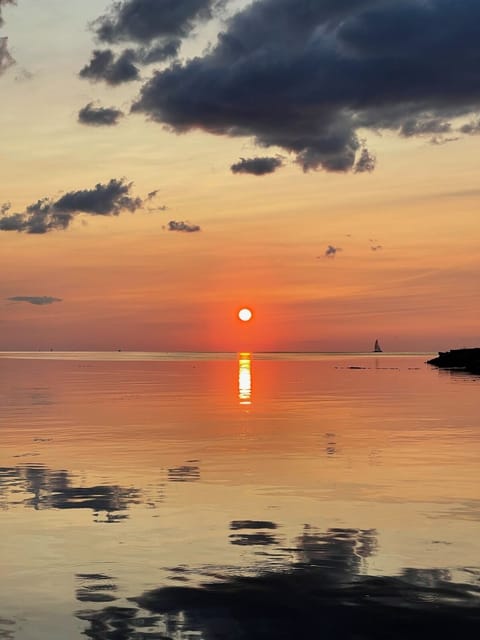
7,296 -> 62,306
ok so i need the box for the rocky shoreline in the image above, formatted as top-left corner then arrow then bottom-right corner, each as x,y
427,348 -> 480,374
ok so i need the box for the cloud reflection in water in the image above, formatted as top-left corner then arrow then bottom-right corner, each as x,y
0,465 -> 141,522
72,525 -> 480,640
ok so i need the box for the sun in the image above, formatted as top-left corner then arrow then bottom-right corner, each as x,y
238,307 -> 253,322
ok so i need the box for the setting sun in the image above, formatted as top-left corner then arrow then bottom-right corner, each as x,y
238,308 -> 253,322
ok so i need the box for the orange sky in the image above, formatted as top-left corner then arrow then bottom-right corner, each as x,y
1,1 -> 479,352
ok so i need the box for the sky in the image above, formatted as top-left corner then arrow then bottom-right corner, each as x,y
1,0 -> 479,352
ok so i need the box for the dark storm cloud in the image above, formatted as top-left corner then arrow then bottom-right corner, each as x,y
0,179 -> 144,234
168,220 -> 201,233
80,49 -> 140,85
131,0 -> 480,173
78,102 -> 124,127
7,296 -> 62,306
230,156 -> 283,176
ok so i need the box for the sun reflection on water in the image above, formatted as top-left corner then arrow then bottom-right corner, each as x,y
238,353 -> 252,405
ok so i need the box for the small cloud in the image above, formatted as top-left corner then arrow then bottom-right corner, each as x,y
168,220 -> 201,233
430,136 -> 460,145
79,49 -> 140,86
354,147 -> 376,173
145,191 -> 168,212
230,156 -> 284,176
7,296 -> 62,306
1,202 -> 11,214
78,102 -> 124,127
325,245 -> 342,258
371,245 -> 383,251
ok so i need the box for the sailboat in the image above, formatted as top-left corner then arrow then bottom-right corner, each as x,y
373,339 -> 383,353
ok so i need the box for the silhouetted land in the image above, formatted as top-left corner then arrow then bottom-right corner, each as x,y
428,348 -> 480,374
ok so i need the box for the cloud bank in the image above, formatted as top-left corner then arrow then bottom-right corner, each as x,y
7,296 -> 62,306
0,179 -> 144,234
125,0 -> 480,173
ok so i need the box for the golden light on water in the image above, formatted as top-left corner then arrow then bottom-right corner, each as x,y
238,353 -> 252,405
238,308 -> 253,322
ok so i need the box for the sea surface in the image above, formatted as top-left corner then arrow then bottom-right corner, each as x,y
1,352 -> 479,639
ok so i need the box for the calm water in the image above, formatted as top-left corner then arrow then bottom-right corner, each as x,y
1,353 -> 479,639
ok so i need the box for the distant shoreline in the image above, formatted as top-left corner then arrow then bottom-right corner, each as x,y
0,351 -> 436,362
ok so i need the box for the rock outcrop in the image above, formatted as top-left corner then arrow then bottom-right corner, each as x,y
427,348 -> 480,374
